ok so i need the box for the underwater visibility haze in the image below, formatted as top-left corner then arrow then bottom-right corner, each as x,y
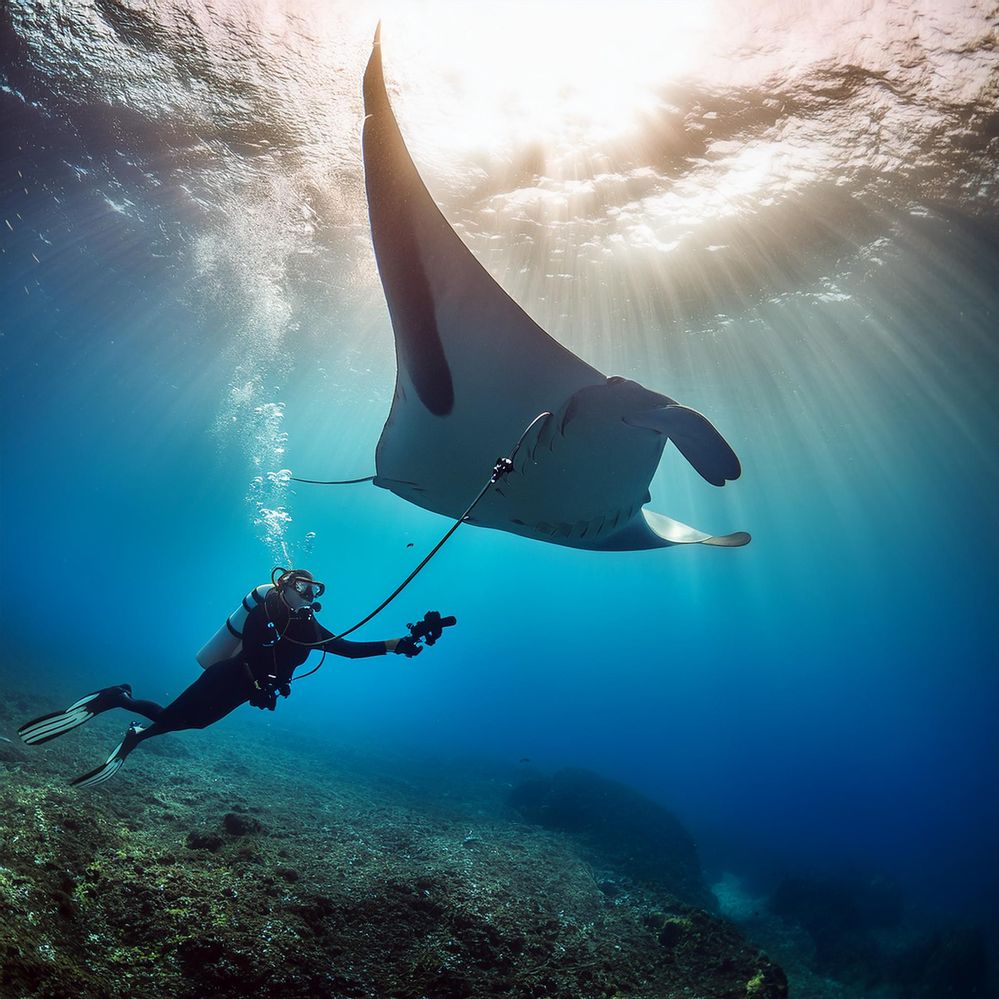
2,1 -> 998,994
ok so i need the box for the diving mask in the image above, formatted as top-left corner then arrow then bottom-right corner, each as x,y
272,567 -> 326,605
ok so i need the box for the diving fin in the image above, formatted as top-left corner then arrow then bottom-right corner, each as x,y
18,685 -> 132,746
625,405 -> 741,486
70,722 -> 145,789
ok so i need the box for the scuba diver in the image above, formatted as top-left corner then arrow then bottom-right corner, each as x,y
18,568 -> 455,789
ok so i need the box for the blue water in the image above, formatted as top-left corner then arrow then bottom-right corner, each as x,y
2,0 -> 997,965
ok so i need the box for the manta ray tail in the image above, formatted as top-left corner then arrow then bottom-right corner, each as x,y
625,405 -> 741,486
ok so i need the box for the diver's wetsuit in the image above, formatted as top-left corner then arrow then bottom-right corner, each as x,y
122,590 -> 386,741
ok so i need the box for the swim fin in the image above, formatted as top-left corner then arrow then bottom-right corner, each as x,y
18,685 -> 133,746
70,722 -> 145,789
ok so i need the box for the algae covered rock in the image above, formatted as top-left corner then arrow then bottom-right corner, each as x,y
186,829 -> 225,852
222,811 -> 264,836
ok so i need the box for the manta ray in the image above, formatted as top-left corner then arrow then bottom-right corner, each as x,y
360,28 -> 749,552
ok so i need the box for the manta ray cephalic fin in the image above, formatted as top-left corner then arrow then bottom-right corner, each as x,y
625,405 -> 741,486
642,509 -> 751,547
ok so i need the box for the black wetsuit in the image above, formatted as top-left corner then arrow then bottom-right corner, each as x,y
122,590 -> 386,740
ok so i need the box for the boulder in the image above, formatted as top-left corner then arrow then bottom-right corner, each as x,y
510,768 -> 714,910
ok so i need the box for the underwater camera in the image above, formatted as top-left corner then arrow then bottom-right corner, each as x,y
407,610 -> 457,647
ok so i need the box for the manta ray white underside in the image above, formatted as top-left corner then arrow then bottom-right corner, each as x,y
361,28 -> 749,552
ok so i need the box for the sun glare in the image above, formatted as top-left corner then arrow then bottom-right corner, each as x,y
370,1 -> 715,159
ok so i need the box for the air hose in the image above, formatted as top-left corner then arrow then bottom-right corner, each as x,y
283,411 -> 551,675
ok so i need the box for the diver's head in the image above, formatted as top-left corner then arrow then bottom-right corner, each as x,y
272,567 -> 326,612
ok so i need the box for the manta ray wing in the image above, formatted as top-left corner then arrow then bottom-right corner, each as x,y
361,29 -> 749,551
363,27 -> 602,519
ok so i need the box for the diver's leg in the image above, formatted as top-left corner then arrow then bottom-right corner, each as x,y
68,660 -> 252,789
18,684 -> 137,746
143,658 -> 252,734
118,691 -> 165,722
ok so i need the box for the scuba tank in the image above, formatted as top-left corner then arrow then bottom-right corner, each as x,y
196,584 -> 274,669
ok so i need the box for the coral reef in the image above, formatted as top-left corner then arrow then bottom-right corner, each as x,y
0,683 -> 786,999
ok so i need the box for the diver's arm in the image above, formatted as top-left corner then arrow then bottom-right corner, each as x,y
325,636 -> 392,659
313,621 -> 401,659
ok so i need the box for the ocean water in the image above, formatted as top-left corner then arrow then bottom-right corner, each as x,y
2,0 -> 997,983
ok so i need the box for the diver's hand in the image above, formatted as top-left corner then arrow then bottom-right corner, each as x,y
384,637 -> 414,654
391,635 -> 422,658
249,686 -> 278,711
277,683 -> 291,699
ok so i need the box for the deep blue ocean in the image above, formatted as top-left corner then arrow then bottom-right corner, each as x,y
2,0 -> 997,976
